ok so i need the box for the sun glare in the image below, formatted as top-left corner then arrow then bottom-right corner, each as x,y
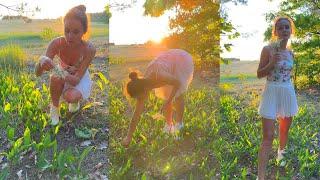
150,35 -> 163,44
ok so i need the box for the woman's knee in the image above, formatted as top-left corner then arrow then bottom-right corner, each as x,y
63,89 -> 82,103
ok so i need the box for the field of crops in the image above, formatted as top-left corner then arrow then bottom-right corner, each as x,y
108,82 -> 220,179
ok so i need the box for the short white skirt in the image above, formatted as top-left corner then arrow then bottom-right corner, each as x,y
62,69 -> 92,100
258,81 -> 298,120
145,49 -> 194,100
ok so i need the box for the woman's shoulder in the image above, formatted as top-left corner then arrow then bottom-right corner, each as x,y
261,45 -> 273,55
262,45 -> 273,51
48,37 -> 66,49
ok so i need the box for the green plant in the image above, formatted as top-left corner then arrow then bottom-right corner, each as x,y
40,27 -> 58,41
0,44 -> 26,71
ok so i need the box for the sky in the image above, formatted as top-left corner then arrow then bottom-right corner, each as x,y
221,0 -> 281,61
109,0 -> 171,45
0,0 -> 106,19
109,0 -> 281,61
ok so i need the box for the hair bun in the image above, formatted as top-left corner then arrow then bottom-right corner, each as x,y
129,72 -> 138,80
75,5 -> 86,13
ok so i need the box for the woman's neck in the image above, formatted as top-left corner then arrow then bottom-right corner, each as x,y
279,39 -> 288,50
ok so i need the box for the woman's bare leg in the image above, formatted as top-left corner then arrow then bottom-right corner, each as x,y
258,118 -> 275,180
63,88 -> 82,103
164,101 -> 173,126
50,75 -> 65,107
174,95 -> 184,125
279,117 -> 292,150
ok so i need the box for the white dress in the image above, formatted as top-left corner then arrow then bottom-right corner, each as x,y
144,49 -> 194,100
258,49 -> 298,119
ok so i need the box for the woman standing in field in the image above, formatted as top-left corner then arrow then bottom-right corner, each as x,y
257,16 -> 298,179
122,49 -> 194,147
35,5 -> 96,125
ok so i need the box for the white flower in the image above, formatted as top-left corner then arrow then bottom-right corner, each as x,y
39,56 -> 69,79
269,39 -> 282,52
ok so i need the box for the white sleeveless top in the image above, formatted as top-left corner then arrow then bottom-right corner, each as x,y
267,50 -> 294,83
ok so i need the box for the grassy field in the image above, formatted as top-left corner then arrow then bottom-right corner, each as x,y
0,19 -> 108,59
220,60 -> 265,91
0,19 -> 109,179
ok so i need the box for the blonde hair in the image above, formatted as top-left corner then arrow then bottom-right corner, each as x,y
271,16 -> 295,41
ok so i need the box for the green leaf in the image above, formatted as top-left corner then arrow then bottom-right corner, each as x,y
7,127 -> 15,141
0,167 -> 9,179
4,103 -> 10,112
23,127 -> 31,146
97,80 -> 103,91
54,124 -> 60,135
77,146 -> 93,171
13,137 -> 23,149
43,133 -> 51,148
57,150 -> 65,168
37,152 -> 52,171
98,72 -> 108,84
141,173 -> 147,180
75,128 -> 92,139
82,102 -> 94,110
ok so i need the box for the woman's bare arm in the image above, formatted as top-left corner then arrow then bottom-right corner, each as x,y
123,95 -> 147,146
257,46 -> 278,79
35,38 -> 60,76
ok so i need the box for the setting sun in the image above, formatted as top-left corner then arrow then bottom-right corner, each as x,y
150,35 -> 163,44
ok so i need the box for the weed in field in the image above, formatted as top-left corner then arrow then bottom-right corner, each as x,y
109,82 -> 220,179
0,44 -> 26,71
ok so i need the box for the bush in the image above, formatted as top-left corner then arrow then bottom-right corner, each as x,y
0,44 -> 26,71
295,75 -> 310,90
40,27 -> 58,41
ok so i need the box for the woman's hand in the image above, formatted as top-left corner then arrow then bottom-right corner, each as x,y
40,58 -> 55,71
65,74 -> 80,86
36,56 -> 55,76
65,66 -> 78,75
269,52 -> 281,66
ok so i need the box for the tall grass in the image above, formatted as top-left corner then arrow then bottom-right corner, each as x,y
0,44 -> 27,71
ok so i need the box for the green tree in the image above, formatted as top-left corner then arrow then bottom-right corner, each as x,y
143,0 -> 246,73
104,5 -> 112,23
265,0 -> 320,88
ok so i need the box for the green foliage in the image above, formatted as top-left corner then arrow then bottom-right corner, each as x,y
104,4 -> 112,23
0,71 -> 95,177
0,44 -> 26,71
75,127 -> 93,139
40,27 -> 59,41
109,81 -> 219,178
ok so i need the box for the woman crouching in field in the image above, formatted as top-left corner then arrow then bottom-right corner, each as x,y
122,49 -> 194,147
35,5 -> 96,125
257,16 -> 298,179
